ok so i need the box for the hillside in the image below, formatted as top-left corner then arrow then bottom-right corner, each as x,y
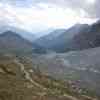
64,20 -> 100,51
31,47 -> 100,96
35,20 -> 100,53
0,31 -> 32,51
0,54 -> 98,100
0,25 -> 36,42
35,29 -> 66,47
34,24 -> 89,52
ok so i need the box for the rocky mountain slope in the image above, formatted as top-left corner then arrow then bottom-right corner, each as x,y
35,29 -> 66,47
34,24 -> 89,52
0,54 -> 98,100
0,31 -> 33,53
65,20 -> 100,51
35,20 -> 100,53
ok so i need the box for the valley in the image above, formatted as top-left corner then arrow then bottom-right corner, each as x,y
0,18 -> 100,100
0,53 -> 98,100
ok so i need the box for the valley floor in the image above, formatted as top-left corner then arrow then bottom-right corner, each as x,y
0,53 -> 99,100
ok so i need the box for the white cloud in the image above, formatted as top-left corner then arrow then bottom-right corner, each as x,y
0,2 -> 98,33
87,0 -> 96,4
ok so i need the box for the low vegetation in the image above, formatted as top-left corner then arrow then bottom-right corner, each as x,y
0,54 -> 99,100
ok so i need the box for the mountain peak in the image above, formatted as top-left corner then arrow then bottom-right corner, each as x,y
0,30 -> 33,52
1,30 -> 19,37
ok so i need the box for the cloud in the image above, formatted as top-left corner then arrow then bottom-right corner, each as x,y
0,0 -> 98,33
1,0 -> 99,18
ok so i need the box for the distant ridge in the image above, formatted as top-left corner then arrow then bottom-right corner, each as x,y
34,24 -> 89,52
0,31 -> 33,53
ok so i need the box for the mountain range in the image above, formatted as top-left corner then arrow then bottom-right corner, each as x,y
0,20 -> 100,54
34,24 -> 90,52
34,20 -> 100,53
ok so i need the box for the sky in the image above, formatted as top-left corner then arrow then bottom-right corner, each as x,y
0,0 -> 99,33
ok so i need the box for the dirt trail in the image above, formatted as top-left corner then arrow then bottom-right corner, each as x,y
13,59 -> 97,100
14,59 -> 46,90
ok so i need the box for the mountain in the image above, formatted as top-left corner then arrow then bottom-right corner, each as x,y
34,29 -> 66,49
0,30 -> 48,54
0,31 -> 33,53
0,25 -> 56,42
0,25 -> 36,42
66,20 -> 100,51
34,24 -> 89,52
